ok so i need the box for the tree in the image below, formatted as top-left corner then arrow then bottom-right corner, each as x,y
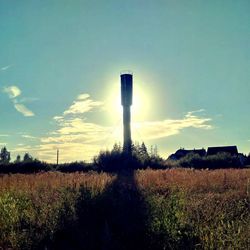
15,155 -> 21,163
112,142 -> 122,153
0,147 -> 11,164
138,142 -> 149,163
131,141 -> 140,157
23,153 -> 33,163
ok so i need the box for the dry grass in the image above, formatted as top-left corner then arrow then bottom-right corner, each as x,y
0,169 -> 249,249
136,168 -> 250,193
0,171 -> 114,192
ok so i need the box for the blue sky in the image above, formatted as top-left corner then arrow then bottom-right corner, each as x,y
0,0 -> 249,162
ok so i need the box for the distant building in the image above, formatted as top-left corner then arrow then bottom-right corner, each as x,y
206,146 -> 238,156
168,148 -> 206,160
168,145 -> 240,160
167,145 -> 247,166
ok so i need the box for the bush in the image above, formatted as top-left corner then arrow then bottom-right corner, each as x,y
169,152 -> 242,169
93,143 -> 165,171
0,160 -> 51,173
93,150 -> 142,171
56,162 -> 93,172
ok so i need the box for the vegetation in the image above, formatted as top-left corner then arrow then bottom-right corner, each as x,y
0,145 -> 249,248
0,144 -> 164,173
2,144 -> 248,174
0,147 -> 11,164
166,152 -> 243,169
94,142 -> 164,171
0,169 -> 249,249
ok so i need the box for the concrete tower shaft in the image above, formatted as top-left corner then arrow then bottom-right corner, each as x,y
121,73 -> 133,154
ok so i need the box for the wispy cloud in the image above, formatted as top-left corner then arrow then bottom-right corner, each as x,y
53,116 -> 64,121
63,93 -> 103,115
3,86 -> 21,98
14,104 -> 34,117
2,85 -> 35,117
38,93 -> 107,162
10,93 -> 212,163
133,113 -> 212,140
1,65 -> 12,71
0,134 -> 9,137
187,109 -> 205,114
21,134 -> 37,139
19,97 -> 39,103
34,93 -> 213,163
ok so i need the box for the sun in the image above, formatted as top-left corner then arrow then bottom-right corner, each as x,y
105,79 -> 150,124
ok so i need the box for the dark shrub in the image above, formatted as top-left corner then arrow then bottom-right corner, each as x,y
176,152 -> 241,169
56,162 -> 93,172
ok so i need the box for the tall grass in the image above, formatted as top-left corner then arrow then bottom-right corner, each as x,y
0,169 -> 249,249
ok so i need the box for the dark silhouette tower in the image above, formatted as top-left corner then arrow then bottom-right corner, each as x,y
121,72 -> 133,155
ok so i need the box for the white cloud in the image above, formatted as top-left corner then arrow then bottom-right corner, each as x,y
63,93 -> 103,115
15,92 -> 212,163
37,92 -> 212,162
186,109 -> 205,115
53,116 -> 64,121
14,104 -> 35,117
0,134 -> 9,137
34,93 -> 109,162
21,134 -> 37,139
133,112 -> 212,140
3,85 -> 35,117
1,65 -> 12,71
3,86 -> 21,98
77,93 -> 90,100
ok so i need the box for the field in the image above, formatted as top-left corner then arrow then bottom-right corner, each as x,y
0,169 -> 249,249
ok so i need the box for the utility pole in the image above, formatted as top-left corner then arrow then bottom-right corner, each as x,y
56,149 -> 59,166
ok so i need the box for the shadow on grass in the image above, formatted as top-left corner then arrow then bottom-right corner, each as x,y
49,170 -> 147,250
50,170 -> 199,250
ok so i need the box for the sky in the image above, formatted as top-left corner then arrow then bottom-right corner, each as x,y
0,0 -> 249,163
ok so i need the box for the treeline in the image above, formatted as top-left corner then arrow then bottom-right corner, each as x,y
0,147 -> 35,164
0,143 -> 162,173
94,142 -> 164,171
0,144 -> 249,174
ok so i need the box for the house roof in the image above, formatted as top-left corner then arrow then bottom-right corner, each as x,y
207,146 -> 238,156
169,148 -> 206,160
176,149 -> 206,155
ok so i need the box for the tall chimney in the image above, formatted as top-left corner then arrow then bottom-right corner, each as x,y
121,72 -> 133,155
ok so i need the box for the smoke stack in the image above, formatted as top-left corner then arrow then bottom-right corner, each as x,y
121,72 -> 133,155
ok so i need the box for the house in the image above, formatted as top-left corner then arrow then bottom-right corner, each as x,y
168,148 -> 206,160
168,145 -> 240,160
206,146 -> 238,156
167,145 -> 247,166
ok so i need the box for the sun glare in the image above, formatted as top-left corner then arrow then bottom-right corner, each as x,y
106,78 -> 150,123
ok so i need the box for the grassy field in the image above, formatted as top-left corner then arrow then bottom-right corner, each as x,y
0,169 -> 249,249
